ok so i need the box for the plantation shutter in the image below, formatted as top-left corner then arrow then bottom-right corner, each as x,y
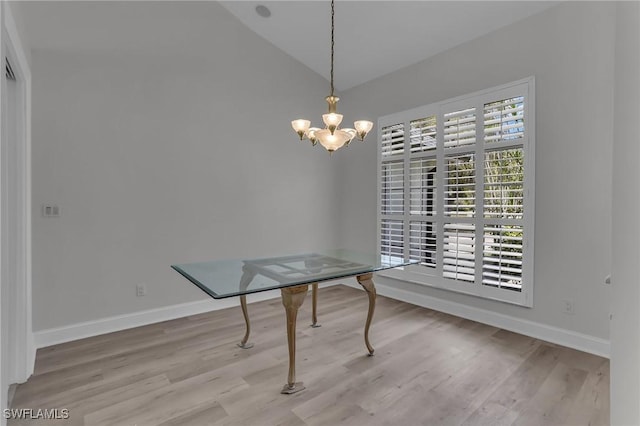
482,225 -> 523,290
484,97 -> 524,144
381,123 -> 405,157
410,221 -> 437,268
484,149 -> 524,220
381,161 -> 404,215
381,220 -> 404,263
410,116 -> 437,153
443,223 -> 475,282
444,108 -> 476,148
378,78 -> 533,307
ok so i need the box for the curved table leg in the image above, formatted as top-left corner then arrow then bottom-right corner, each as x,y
237,267 -> 256,349
281,285 -> 308,394
311,282 -> 321,328
356,273 -> 377,356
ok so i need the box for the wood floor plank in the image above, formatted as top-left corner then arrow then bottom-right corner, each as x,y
510,362 -> 588,426
11,285 -> 609,426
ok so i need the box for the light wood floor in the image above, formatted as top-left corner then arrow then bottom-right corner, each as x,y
11,285 -> 609,426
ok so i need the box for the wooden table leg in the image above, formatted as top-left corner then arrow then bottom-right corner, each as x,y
280,285 -> 308,394
311,282 -> 321,328
356,273 -> 377,355
237,267 -> 256,349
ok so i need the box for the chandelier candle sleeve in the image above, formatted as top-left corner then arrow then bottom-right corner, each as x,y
290,0 -> 373,154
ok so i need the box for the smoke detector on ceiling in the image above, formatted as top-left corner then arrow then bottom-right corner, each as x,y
255,5 -> 271,18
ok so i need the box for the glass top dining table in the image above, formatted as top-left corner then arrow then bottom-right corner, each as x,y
171,249 -> 410,299
171,250 -> 414,394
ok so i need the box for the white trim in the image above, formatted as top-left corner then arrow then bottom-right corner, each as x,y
1,0 -> 33,391
34,282 -> 339,349
0,4 -> 4,422
345,280 -> 610,359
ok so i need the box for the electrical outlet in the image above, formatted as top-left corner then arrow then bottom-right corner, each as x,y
42,204 -> 60,217
562,299 -> 574,315
136,283 -> 146,297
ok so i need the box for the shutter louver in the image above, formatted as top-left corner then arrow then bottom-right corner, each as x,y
443,223 -> 475,282
482,225 -> 523,291
444,154 -> 475,217
410,159 -> 437,216
484,148 -> 524,219
410,116 -> 437,153
444,108 -> 476,148
410,221 -> 437,268
381,219 -> 404,263
381,123 -> 405,157
381,161 -> 404,215
484,97 -> 524,143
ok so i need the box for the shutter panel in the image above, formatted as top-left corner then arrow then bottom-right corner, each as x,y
381,161 -> 404,215
410,158 -> 437,216
482,225 -> 523,291
381,123 -> 405,157
444,154 -> 475,217
409,221 -> 437,268
443,223 -> 475,282
410,116 -> 437,153
381,219 -> 404,263
484,148 -> 524,219
484,97 -> 524,143
444,108 -> 476,148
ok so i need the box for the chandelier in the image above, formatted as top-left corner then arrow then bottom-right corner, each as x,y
291,0 -> 373,154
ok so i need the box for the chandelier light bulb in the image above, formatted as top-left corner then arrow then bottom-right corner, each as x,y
291,119 -> 311,140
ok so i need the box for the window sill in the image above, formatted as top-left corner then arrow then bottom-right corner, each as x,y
375,268 -> 532,308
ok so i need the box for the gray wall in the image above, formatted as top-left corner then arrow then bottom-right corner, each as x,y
334,1 -> 615,340
611,2 -> 640,424
6,2 -> 31,67
31,5 -> 338,330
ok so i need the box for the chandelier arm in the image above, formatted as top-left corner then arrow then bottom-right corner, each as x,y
330,0 -> 335,97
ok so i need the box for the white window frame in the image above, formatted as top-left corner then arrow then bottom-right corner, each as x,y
377,77 -> 535,307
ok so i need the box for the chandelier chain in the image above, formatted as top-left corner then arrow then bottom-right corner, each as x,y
330,0 -> 335,97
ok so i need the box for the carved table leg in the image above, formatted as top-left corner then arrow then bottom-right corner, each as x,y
280,285 -> 308,394
237,267 -> 256,349
311,282 -> 321,328
356,273 -> 377,355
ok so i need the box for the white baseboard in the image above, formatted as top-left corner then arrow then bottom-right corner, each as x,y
33,280 -> 610,358
33,284 -> 322,349
20,334 -> 36,382
345,281 -> 610,359
33,299 -> 241,349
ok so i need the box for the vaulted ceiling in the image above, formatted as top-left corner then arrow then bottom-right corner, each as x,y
221,1 -> 557,90
19,1 -> 558,90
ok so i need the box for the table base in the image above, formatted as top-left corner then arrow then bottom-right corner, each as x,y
237,274 -> 377,393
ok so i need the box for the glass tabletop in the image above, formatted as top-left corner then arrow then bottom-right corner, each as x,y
172,250 -> 414,299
